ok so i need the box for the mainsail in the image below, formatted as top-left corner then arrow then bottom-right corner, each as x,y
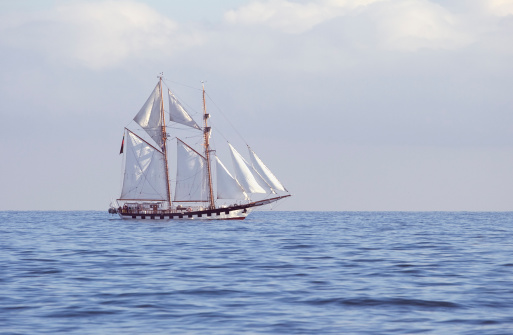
168,90 -> 201,130
133,83 -> 163,148
120,130 -> 168,200
174,139 -> 208,202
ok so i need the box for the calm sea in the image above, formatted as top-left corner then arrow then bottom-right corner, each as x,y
1,211 -> 513,334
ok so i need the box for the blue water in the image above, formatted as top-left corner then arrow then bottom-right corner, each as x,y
1,211 -> 513,334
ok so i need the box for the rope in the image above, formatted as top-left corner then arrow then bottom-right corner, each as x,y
205,92 -> 248,146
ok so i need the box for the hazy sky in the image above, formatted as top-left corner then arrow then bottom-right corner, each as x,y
1,0 -> 513,211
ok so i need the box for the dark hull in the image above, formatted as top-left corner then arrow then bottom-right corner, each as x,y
116,195 -> 290,220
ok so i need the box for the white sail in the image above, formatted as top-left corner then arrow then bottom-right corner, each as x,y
168,90 -> 201,130
248,147 -> 286,192
229,143 -> 267,194
174,140 -> 208,202
216,156 -> 248,200
120,131 -> 168,201
133,83 -> 163,148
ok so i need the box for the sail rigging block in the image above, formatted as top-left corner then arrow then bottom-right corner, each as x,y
168,90 -> 201,130
120,131 -> 168,201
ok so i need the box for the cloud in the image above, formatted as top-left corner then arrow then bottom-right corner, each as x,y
224,0 -> 385,34
488,0 -> 513,16
223,0 -> 513,51
1,0 -> 512,70
0,0 -> 203,69
369,0 -> 473,51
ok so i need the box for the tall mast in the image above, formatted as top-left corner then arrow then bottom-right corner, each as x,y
159,75 -> 172,208
202,82 -> 215,209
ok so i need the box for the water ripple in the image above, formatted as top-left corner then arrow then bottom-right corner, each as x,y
1,211 -> 513,334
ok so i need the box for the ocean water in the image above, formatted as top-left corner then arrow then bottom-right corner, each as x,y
1,211 -> 513,334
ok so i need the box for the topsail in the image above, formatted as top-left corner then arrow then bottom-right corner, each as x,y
133,83 -> 163,148
168,90 -> 201,130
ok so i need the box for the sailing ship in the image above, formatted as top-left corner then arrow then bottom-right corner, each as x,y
109,75 -> 290,220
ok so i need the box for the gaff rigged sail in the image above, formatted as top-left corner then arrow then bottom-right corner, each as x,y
174,139 -> 208,202
120,130 -> 168,201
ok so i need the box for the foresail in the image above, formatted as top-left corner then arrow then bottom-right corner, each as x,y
175,140 -> 208,202
229,144 -> 267,194
120,131 -> 168,201
248,147 -> 286,192
168,90 -> 201,130
133,83 -> 163,148
216,156 -> 247,200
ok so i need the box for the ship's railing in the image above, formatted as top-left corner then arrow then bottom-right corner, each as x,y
116,206 -> 207,215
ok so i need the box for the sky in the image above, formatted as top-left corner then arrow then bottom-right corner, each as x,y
1,0 -> 513,211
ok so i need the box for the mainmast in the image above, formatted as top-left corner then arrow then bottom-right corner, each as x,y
159,75 -> 172,208
202,82 -> 215,209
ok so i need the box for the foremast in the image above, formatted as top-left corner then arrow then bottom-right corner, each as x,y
159,75 -> 172,208
202,82 -> 215,209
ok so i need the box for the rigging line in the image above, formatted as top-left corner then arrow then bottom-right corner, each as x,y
166,125 -> 203,133
162,79 -> 202,117
182,134 -> 203,140
124,119 -> 139,131
162,78 -> 202,91
207,116 -> 231,147
211,126 -> 230,144
205,92 -> 248,145
269,195 -> 290,211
